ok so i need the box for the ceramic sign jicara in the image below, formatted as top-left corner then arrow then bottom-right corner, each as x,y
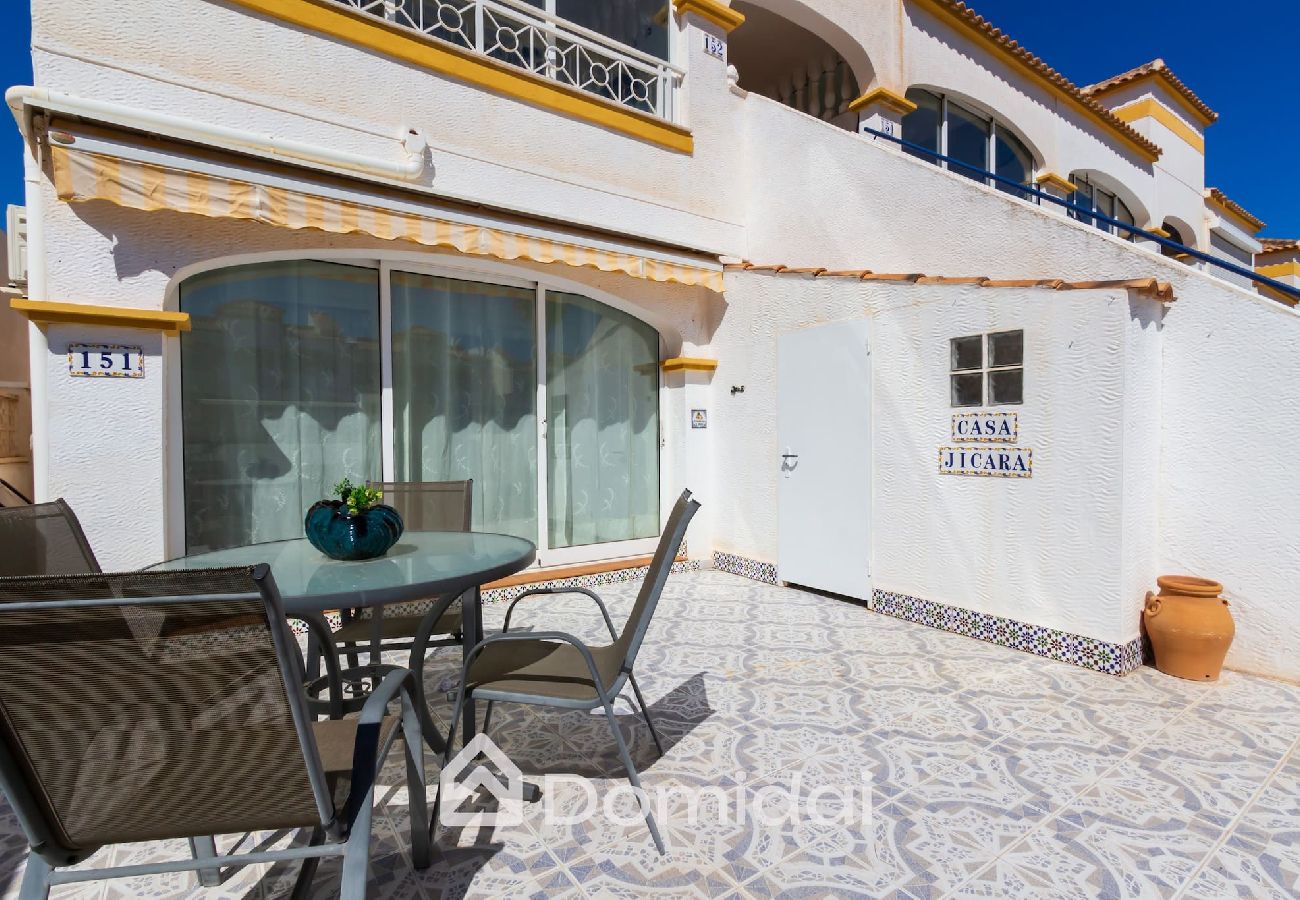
939,445 -> 1032,478
67,344 -> 144,378
951,411 -> 1018,442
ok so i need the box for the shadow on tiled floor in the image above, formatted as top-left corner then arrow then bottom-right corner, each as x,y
2,570 -> 1297,898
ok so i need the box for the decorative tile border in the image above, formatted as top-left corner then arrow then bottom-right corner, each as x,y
712,551 -> 780,585
704,551 -> 1141,676
482,558 -> 700,605
874,588 -> 1144,676
289,558 -> 702,634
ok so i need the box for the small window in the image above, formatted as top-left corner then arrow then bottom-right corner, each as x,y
950,330 -> 1024,407
950,335 -> 983,371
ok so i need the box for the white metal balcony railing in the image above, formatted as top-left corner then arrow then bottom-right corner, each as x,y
334,0 -> 684,121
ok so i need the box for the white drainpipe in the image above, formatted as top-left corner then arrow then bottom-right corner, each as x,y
21,142 -> 49,502
5,86 -> 429,182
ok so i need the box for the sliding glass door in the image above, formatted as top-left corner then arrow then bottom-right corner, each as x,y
180,260 -> 382,552
179,259 -> 660,560
390,272 -> 538,538
546,290 -> 659,548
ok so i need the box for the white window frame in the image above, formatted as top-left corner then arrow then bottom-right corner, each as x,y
1068,173 -> 1136,239
914,91 -> 1036,189
166,251 -> 668,569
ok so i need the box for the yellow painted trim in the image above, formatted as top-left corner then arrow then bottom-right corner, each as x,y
661,356 -> 719,372
11,299 -> 191,334
1257,261 -> 1300,279
1149,227 -> 1172,238
1087,71 -> 1216,128
908,0 -> 1160,163
223,0 -> 694,154
673,0 -> 746,32
1206,195 -> 1263,235
848,86 -> 917,116
1259,283 -> 1299,307
1113,98 -> 1204,154
1034,171 -> 1077,194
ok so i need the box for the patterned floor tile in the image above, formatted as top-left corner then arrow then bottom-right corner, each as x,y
1182,830 -> 1298,899
1,571 -> 1295,899
880,795 -> 1050,894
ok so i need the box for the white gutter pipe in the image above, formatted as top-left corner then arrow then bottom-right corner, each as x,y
6,86 -> 429,181
19,144 -> 49,502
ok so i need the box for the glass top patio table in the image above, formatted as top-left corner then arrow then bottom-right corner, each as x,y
147,531 -> 537,615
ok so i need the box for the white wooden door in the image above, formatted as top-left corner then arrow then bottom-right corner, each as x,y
777,319 -> 872,600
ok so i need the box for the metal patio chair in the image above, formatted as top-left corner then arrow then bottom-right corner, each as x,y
0,566 -> 429,900
0,499 -> 101,576
439,489 -> 700,853
306,481 -> 471,731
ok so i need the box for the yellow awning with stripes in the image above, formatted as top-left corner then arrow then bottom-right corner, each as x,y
49,144 -> 724,293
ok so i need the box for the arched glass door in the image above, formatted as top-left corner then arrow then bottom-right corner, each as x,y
179,259 -> 660,562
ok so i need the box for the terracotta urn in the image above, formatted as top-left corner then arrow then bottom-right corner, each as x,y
1143,576 -> 1234,681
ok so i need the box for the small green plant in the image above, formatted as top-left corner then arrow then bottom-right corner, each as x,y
334,478 -> 384,515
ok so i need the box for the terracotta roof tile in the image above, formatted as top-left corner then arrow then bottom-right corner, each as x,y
918,1 -> 1163,161
1259,238 -> 1300,255
1205,188 -> 1265,233
728,263 -> 1176,301
1082,59 -> 1218,125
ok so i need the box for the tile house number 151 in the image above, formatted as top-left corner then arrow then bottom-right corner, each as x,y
68,344 -> 144,378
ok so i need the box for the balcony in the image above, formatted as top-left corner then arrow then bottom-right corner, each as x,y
332,0 -> 683,122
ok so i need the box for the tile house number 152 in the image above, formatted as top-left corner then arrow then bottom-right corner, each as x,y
68,344 -> 144,378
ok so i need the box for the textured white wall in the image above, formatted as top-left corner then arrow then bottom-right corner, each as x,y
712,271 -> 1161,646
1158,279 -> 1300,680
31,0 -> 747,256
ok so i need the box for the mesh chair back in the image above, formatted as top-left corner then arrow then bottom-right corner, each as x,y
369,480 -> 472,532
614,490 -> 700,671
0,567 -> 329,857
0,499 -> 101,576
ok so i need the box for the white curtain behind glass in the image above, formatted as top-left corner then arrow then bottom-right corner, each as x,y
180,260 -> 381,552
391,273 -> 538,539
546,291 -> 659,548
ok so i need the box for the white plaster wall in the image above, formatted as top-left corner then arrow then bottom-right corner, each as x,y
710,270 -> 1157,645
1159,279 -> 1300,681
30,0 -> 747,256
42,322 -> 167,568
1119,296 -> 1163,639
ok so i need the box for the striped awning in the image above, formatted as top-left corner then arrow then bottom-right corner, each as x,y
49,144 -> 724,292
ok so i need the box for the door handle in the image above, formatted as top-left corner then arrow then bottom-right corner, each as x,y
781,454 -> 799,461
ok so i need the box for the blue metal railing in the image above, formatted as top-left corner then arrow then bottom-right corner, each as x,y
860,126 -> 1300,303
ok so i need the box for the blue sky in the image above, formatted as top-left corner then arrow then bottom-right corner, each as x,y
1,1 -> 1296,236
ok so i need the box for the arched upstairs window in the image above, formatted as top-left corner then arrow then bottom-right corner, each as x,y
901,89 -> 1035,198
1160,221 -> 1191,260
1068,173 -> 1136,240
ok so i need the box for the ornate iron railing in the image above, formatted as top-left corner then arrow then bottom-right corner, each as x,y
333,0 -> 683,121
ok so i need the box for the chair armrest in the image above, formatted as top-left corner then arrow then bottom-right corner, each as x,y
502,587 -> 618,640
343,668 -> 417,828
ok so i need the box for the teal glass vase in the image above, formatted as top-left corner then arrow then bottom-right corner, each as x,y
304,500 -> 404,561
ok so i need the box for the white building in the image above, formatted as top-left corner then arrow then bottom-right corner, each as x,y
7,0 -> 1299,681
